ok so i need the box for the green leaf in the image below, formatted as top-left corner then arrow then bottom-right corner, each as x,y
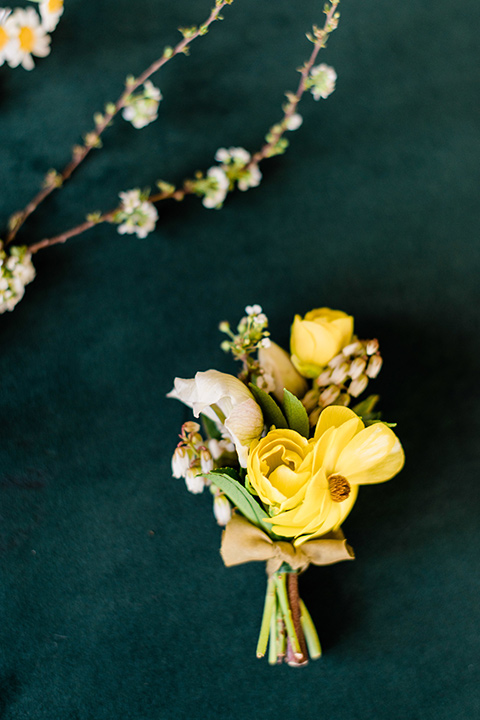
352,394 -> 380,418
282,389 -> 310,437
248,384 -> 288,429
204,469 -> 272,533
200,413 -> 222,440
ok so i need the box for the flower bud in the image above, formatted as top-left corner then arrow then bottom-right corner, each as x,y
349,374 -> 369,397
366,339 -> 379,356
328,353 -> 345,369
200,448 -> 214,474
366,354 -> 383,378
319,385 -> 340,407
342,340 -> 363,357
315,368 -> 332,387
330,363 -> 349,385
349,357 -> 367,380
302,388 -> 320,413
171,445 -> 190,478
182,421 -> 200,435
213,494 -> 232,526
184,467 -> 205,494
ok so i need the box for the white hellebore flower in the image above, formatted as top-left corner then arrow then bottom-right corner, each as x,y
202,167 -> 229,209
167,370 -> 264,467
5,8 -> 50,71
39,0 -> 64,33
116,189 -> 158,239
122,81 -> 162,129
308,63 -> 337,101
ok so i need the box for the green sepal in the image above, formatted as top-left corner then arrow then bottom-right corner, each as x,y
201,413 -> 222,440
203,468 -> 272,534
248,384 -> 288,429
282,389 -> 309,438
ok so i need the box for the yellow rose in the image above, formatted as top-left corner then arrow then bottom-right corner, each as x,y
247,406 -> 404,545
290,307 -> 354,378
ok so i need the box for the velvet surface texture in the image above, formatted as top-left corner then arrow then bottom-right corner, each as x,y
0,0 -> 479,718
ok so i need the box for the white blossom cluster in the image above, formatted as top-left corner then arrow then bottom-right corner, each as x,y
306,63 -> 337,101
0,1 -> 63,71
303,338 -> 383,425
0,243 -> 36,313
219,304 -> 271,358
171,421 -> 234,526
195,147 -> 262,209
121,80 -> 162,130
114,189 -> 158,239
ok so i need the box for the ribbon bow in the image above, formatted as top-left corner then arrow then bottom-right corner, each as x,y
220,514 -> 354,575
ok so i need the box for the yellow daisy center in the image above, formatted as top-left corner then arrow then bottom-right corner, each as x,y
48,0 -> 63,12
328,474 -> 351,502
19,26 -> 35,53
0,26 -> 8,51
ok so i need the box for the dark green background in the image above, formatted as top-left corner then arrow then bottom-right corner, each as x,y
1,0 -> 479,717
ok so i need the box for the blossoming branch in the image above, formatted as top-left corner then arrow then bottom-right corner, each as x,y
0,0 -> 341,313
168,305 -> 405,666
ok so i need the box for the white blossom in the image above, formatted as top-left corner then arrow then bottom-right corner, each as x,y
115,189 -> 158,238
39,0 -> 64,32
213,494 -> 232,526
308,63 -> 337,101
122,81 -> 162,129
201,167 -> 229,209
185,467 -> 205,494
0,244 -> 36,314
4,8 -> 50,71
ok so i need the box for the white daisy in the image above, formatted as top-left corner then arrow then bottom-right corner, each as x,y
0,9 -> 16,67
39,0 -> 64,33
6,7 -> 51,70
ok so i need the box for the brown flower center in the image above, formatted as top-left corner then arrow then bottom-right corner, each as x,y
328,474 -> 351,502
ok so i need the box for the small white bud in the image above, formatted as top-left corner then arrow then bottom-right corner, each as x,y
185,467 -> 205,494
316,368 -> 332,387
349,357 -> 367,380
328,353 -> 345,369
182,421 -> 200,435
171,445 -> 190,478
349,374 -> 369,398
285,113 -> 303,131
366,354 -> 383,378
200,448 -> 214,474
320,385 -> 340,406
330,363 -> 350,385
213,494 -> 232,526
366,339 -> 379,356
342,341 -> 363,357
302,388 -> 320,413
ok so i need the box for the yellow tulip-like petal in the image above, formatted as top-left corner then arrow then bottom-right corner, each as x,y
335,423 -> 405,484
290,308 -> 354,378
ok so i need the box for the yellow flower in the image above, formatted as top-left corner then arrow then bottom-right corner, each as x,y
247,406 -> 404,545
290,307 -> 354,378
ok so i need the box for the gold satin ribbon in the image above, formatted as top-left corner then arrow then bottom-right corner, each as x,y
220,514 -> 355,575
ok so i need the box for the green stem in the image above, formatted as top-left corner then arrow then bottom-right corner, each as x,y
268,594 -> 278,665
274,572 -> 301,657
256,575 -> 276,658
300,599 -> 322,660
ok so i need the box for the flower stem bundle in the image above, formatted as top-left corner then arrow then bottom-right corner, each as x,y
168,305 -> 405,665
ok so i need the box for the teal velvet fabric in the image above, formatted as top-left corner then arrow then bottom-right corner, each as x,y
1,0 -> 479,717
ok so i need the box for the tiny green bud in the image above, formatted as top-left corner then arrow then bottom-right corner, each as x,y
163,46 -> 173,58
